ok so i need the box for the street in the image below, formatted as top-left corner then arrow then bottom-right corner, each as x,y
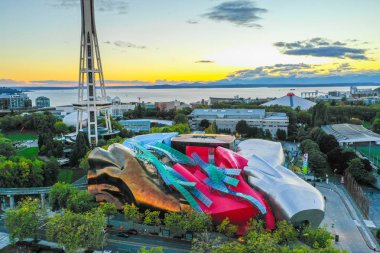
105,234 -> 191,253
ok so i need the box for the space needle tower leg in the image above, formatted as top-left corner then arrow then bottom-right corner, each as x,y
74,0 -> 112,147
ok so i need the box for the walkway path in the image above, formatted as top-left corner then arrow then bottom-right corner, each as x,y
0,232 -> 10,250
317,182 -> 379,252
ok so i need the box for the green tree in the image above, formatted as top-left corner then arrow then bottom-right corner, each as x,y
143,210 -> 161,226
236,120 -> 249,135
46,210 -> 106,253
318,134 -> 339,154
276,129 -> 287,141
311,102 -> 328,127
164,212 -> 184,230
211,241 -> 246,253
272,220 -> 297,245
182,210 -> 212,232
4,198 -> 46,243
54,121 -> 69,134
49,182 -> 76,211
138,247 -> 164,253
205,121 -> 218,134
124,203 -> 142,223
199,119 -> 210,130
0,137 -> 16,157
99,202 -> 118,225
173,113 -> 188,124
347,158 -> 376,185
43,157 -> 59,186
216,217 -> 238,238
70,132 -> 89,166
372,118 -> 380,134
301,226 -> 333,249
191,231 -> 222,253
67,190 -> 97,213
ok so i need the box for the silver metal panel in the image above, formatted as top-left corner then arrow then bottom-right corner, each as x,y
238,139 -> 325,228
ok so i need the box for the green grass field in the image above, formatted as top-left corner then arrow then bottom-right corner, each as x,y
3,131 -> 37,142
357,146 -> 380,167
17,147 -> 39,160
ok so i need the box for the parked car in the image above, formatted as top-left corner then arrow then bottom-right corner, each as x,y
117,232 -> 129,238
125,229 -> 138,235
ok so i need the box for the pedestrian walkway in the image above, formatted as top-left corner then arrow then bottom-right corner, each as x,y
364,187 -> 380,228
318,182 -> 380,252
0,232 -> 10,250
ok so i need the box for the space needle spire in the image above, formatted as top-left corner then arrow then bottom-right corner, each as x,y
74,0 -> 113,146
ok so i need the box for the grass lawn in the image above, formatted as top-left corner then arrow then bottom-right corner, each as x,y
58,168 -> 87,183
17,147 -> 39,160
3,130 -> 37,142
58,169 -> 74,183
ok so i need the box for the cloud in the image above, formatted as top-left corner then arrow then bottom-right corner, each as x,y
195,60 -> 214,63
186,19 -> 199,25
113,41 -> 146,49
274,38 -> 368,60
52,0 -> 128,15
203,0 -> 267,28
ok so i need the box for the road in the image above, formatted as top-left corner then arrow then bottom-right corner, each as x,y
105,234 -> 191,253
318,183 -> 379,252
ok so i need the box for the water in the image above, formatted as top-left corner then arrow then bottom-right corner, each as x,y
25,86 -> 379,107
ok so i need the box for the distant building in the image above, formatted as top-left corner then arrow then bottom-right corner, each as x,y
262,93 -> 316,110
119,119 -> 151,133
363,97 -> 380,105
143,102 -> 156,110
35,96 -> 50,108
208,95 -> 252,105
155,100 -> 190,112
111,97 -> 136,118
0,87 -> 31,110
350,86 -> 378,98
322,124 -> 380,146
119,119 -> 173,133
189,109 -> 288,136
50,105 -> 76,119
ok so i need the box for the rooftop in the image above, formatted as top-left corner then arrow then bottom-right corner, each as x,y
321,124 -> 380,143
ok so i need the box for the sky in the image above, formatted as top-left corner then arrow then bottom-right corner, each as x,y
0,0 -> 380,86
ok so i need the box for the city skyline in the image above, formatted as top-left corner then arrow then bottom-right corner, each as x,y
1,0 -> 380,87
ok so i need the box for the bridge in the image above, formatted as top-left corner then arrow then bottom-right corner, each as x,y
0,177 -> 87,209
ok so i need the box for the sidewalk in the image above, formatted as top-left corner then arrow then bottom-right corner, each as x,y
317,181 -> 380,252
0,232 -> 10,250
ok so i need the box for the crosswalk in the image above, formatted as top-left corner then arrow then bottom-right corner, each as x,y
0,232 -> 10,250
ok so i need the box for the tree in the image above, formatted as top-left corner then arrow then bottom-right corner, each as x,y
181,210 -> 212,233
164,212 -> 184,230
311,102 -> 328,127
70,132 -> 89,166
49,182 -> 76,211
46,210 -> 106,253
54,121 -> 69,134
264,129 -> 272,140
276,129 -> 287,141
235,120 -> 249,135
373,118 -> 380,134
301,226 -> 333,249
273,220 -> 297,245
0,137 -> 16,157
124,203 -> 142,223
99,202 -> 118,225
205,121 -> 218,134
211,241 -> 246,253
191,231 -> 222,253
143,210 -> 161,226
138,247 -> 164,253
43,158 -> 59,186
67,190 -> 97,213
174,113 -> 188,124
199,119 -> 210,130
318,134 -> 339,154
347,158 -> 376,185
4,198 -> 46,243
216,217 -> 238,238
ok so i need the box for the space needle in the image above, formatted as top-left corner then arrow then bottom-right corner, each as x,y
73,0 -> 118,146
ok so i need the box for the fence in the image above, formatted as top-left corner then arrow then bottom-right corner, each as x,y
343,172 -> 370,218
